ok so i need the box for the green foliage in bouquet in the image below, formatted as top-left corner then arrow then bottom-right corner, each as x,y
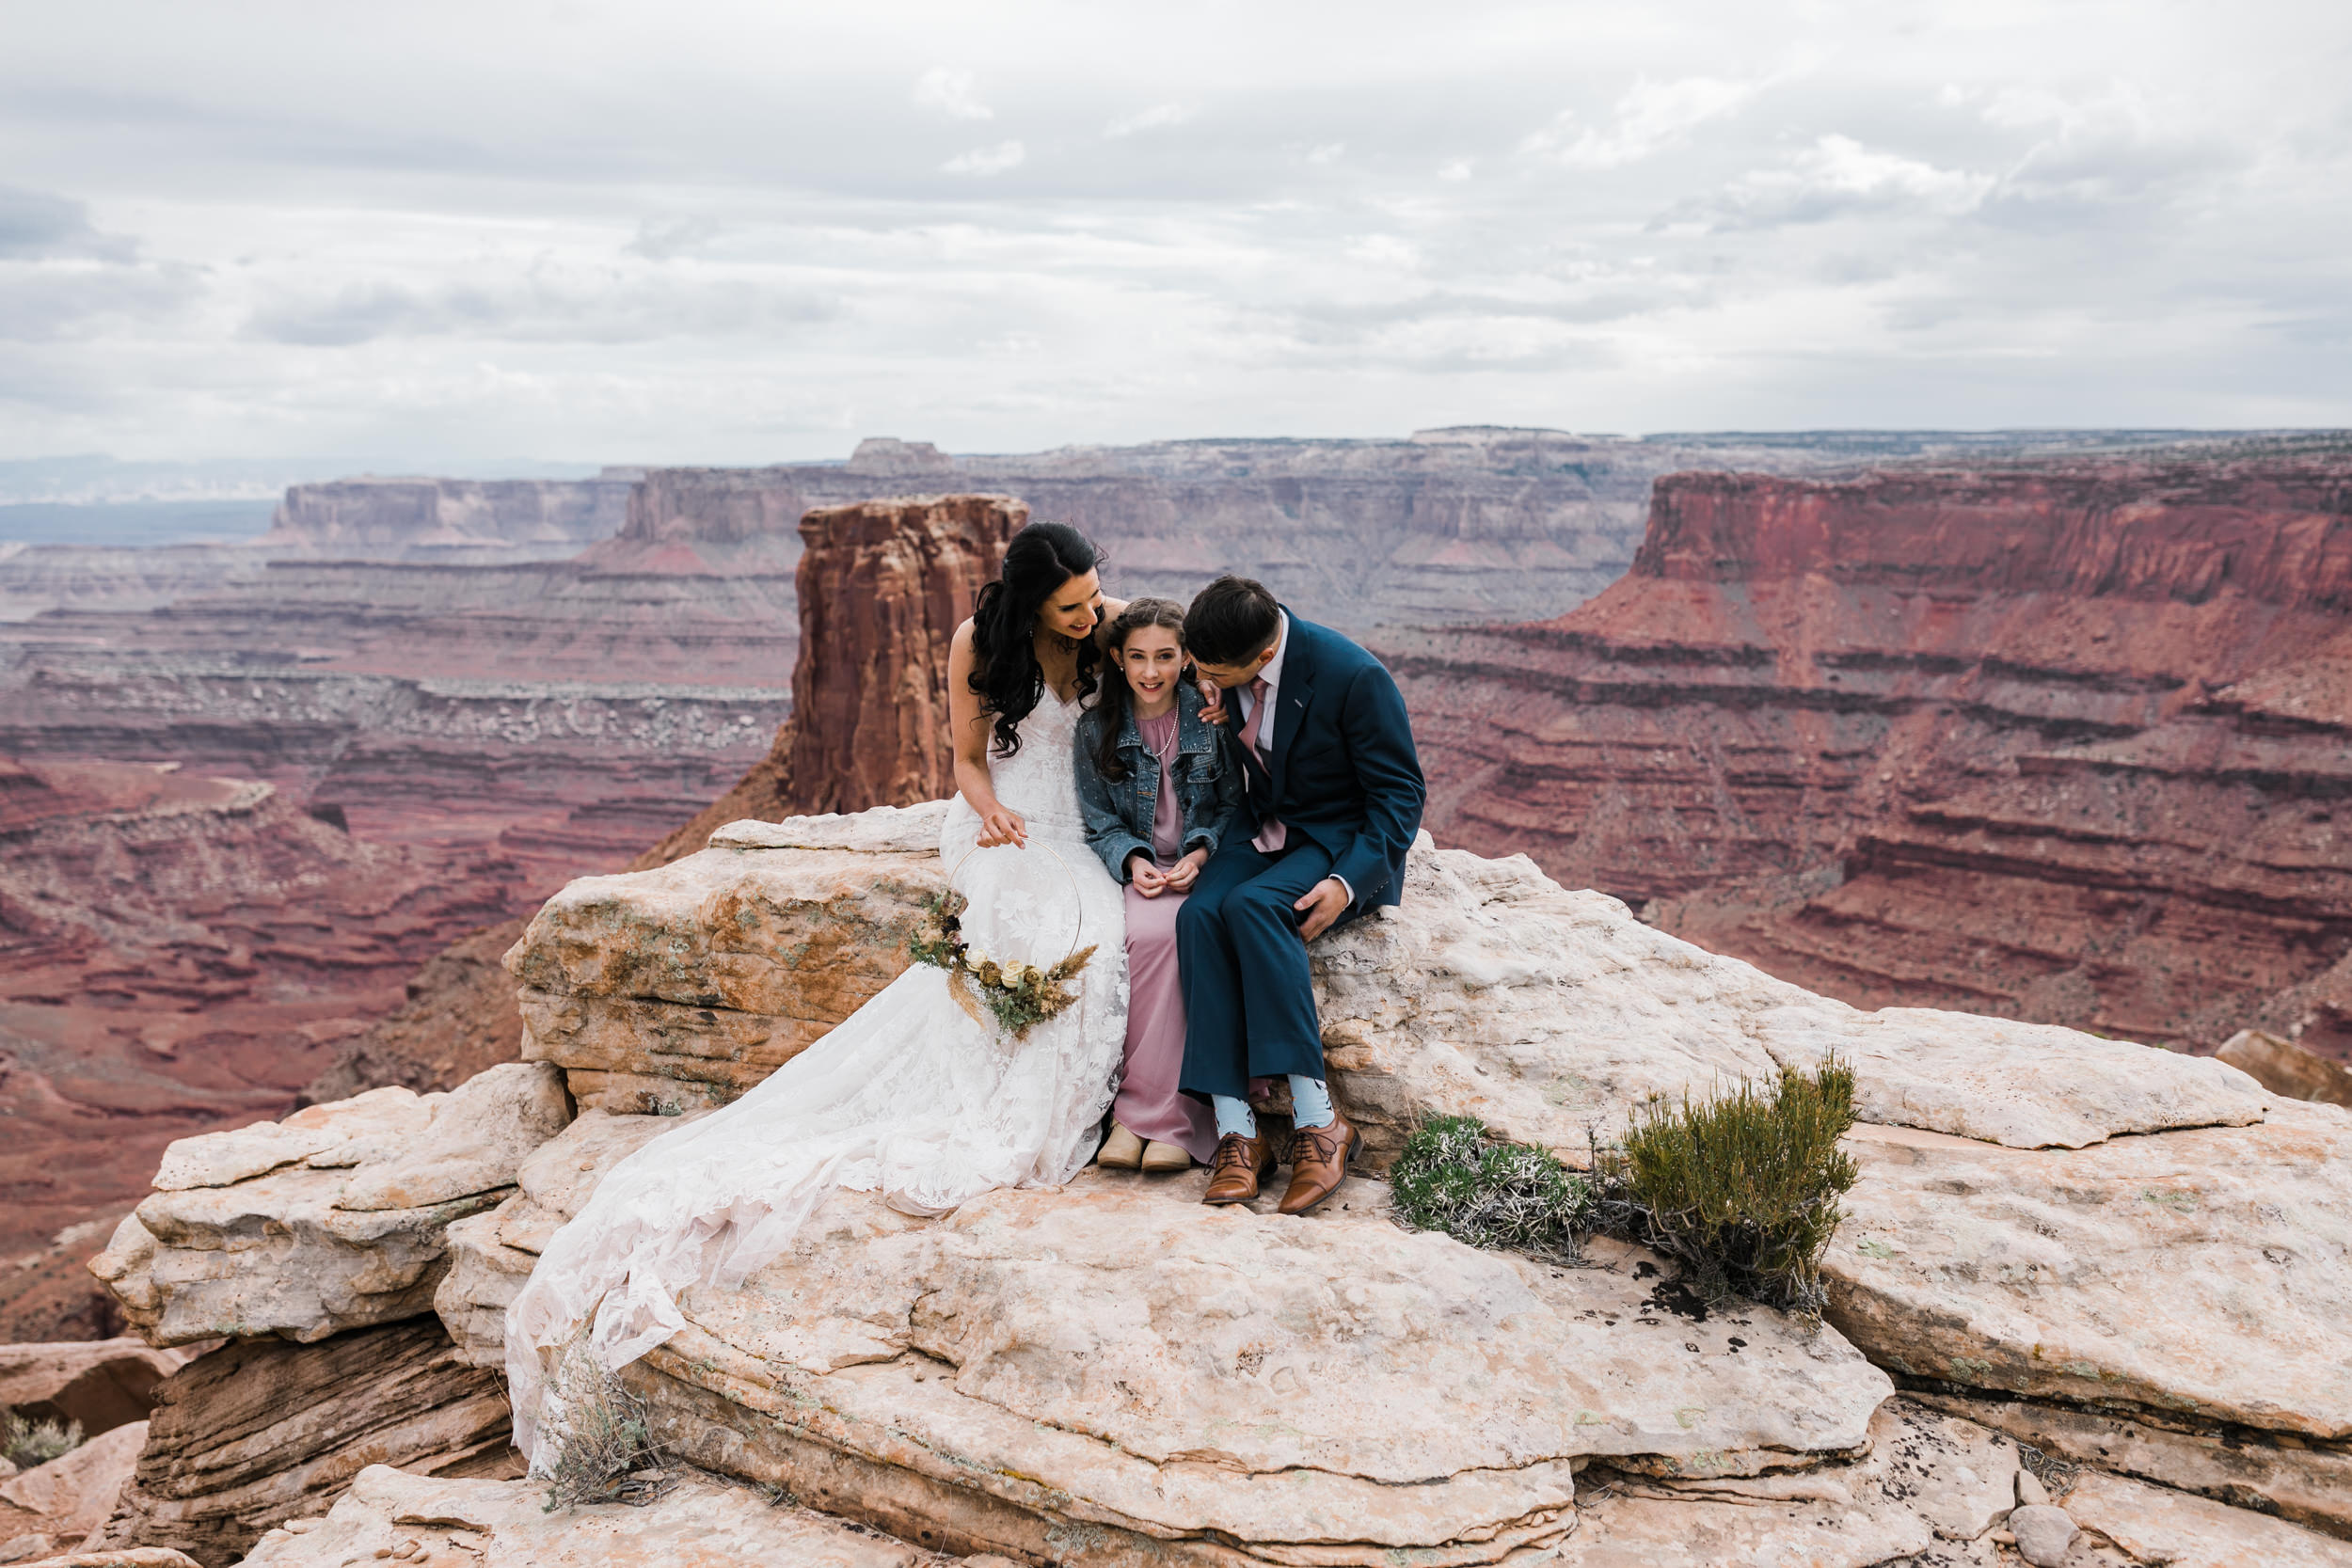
908,889 -> 968,970
908,887 -> 1095,1037
1587,1057 -> 1859,1322
1389,1114 -> 1587,1259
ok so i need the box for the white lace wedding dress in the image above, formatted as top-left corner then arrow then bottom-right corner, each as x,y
505,688 -> 1127,1467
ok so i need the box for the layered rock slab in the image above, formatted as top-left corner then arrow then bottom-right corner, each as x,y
1561,1397 -> 2020,1568
87,1320 -> 514,1568
238,1463 -> 936,1568
487,1153 -> 1889,1566
88,1066 -> 570,1346
1311,846 -> 2265,1157
2064,1469 -> 2352,1567
508,810 -> 948,1113
1838,1110 -> 2352,1536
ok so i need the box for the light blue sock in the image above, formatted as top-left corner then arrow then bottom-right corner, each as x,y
1289,1075 -> 1334,1130
1212,1095 -> 1258,1140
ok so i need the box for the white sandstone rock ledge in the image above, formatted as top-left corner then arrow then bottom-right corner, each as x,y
490,803 -> 2349,1539
506,809 -> 950,1115
625,1171 -> 1887,1567
238,1462 -> 940,1568
89,1064 -> 572,1346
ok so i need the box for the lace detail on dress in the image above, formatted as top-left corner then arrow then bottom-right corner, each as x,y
504,689 -> 1126,1468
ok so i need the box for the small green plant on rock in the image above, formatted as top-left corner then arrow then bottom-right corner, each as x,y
540,1342 -> 674,1512
1,1408 -> 81,1468
1588,1057 -> 1859,1322
1389,1114 -> 1587,1259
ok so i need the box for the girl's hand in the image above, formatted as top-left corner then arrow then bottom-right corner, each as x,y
977,806 -> 1028,847
1131,858 -> 1168,898
1164,849 -> 1208,892
1197,686 -> 1231,726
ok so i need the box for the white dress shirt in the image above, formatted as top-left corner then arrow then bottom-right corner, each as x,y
1235,611 -> 1352,904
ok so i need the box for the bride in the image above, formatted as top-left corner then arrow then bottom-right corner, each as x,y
504,521 -> 1129,1467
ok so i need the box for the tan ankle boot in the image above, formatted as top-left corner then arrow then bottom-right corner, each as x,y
1097,1123 -> 1145,1170
1140,1140 -> 1193,1173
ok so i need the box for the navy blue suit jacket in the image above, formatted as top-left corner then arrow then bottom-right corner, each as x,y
1233,612 -> 1426,912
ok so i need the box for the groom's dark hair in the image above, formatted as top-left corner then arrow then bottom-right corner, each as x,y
1184,576 -> 1281,665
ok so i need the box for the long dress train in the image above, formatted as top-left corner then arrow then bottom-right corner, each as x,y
503,689 -> 1126,1467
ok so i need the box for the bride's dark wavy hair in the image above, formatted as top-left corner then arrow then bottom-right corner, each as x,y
969,521 -> 1103,757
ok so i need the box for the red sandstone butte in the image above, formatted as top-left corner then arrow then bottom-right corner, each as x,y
1382,446 -> 2352,1061
639,493 -> 1025,864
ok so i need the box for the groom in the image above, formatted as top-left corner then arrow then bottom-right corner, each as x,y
1176,576 -> 1425,1214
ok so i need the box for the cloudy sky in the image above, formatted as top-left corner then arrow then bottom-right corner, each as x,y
3,0 -> 2347,467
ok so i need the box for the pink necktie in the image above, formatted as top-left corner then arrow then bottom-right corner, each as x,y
1238,678 -> 1286,852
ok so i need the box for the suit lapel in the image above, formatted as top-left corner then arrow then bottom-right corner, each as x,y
1266,618 -> 1319,809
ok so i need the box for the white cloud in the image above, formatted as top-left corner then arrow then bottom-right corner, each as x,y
942,140 -> 1025,177
1684,135 -> 1995,229
1105,103 -> 1191,137
1523,75 -> 1762,168
0,1 -> 2348,459
914,67 -> 993,121
1346,235 -> 1420,268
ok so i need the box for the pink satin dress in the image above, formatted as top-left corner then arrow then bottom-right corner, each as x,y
1115,709 -> 1219,1163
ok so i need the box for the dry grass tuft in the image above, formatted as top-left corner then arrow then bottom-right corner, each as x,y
2,1408 -> 82,1468
539,1342 -> 675,1512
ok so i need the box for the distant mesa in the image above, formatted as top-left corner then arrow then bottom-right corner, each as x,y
258,475 -> 635,561
844,436 -> 957,477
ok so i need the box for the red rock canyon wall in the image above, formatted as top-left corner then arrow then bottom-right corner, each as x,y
1385,447 -> 2352,1059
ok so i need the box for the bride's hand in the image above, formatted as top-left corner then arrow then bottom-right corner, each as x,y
977,806 -> 1027,847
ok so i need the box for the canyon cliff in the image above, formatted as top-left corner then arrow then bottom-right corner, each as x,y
1385,440 -> 2352,1059
599,428 -> 2161,634
0,754 -> 520,1336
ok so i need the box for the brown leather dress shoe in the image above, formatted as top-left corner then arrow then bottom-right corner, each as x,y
1278,1111 -> 1360,1215
1201,1132 -> 1273,1204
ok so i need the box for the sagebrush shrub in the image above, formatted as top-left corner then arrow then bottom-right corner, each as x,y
1589,1057 -> 1859,1321
1389,1114 -> 1586,1257
2,1409 -> 82,1468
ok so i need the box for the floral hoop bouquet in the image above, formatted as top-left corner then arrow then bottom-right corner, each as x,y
909,843 -> 1096,1037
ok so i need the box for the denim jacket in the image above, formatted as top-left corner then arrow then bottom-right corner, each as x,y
1073,683 -> 1243,883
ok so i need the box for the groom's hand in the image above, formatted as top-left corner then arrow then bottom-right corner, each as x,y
1294,877 -> 1349,942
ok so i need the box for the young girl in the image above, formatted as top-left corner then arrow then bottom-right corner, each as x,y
1074,598 -> 1240,1172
